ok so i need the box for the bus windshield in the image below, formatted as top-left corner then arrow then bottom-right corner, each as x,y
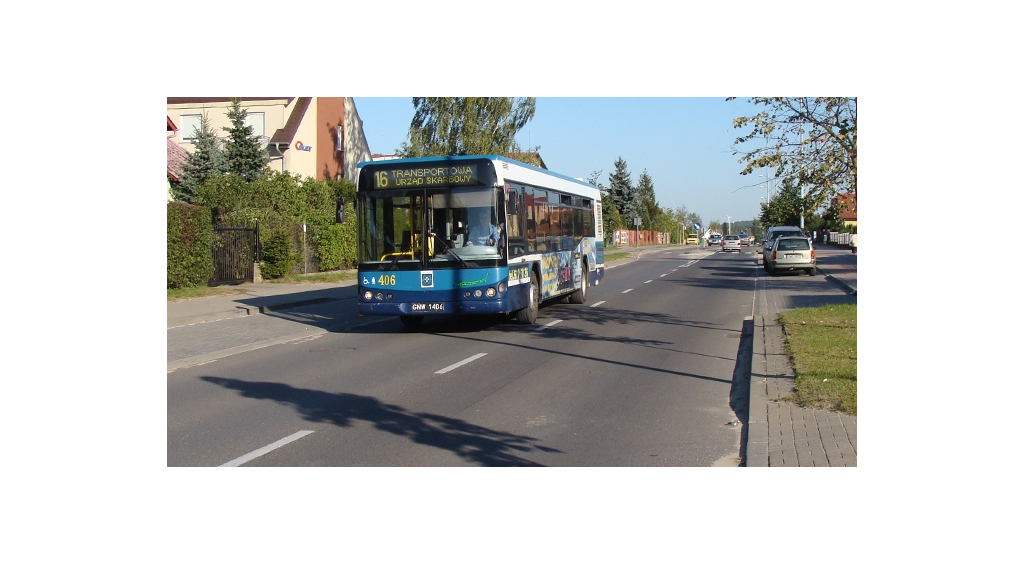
358,186 -> 502,268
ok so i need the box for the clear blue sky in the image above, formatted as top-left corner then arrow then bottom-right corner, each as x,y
352,98 -> 770,229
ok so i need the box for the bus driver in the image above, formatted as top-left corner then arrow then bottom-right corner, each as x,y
465,208 -> 499,246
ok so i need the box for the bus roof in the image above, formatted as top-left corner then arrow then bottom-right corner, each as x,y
357,155 -> 598,198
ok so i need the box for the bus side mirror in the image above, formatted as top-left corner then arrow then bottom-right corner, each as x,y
335,194 -> 345,224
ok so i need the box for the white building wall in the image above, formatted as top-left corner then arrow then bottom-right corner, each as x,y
345,97 -> 372,180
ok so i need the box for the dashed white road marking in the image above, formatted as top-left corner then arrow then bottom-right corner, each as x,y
536,319 -> 563,331
589,300 -> 606,308
435,353 -> 488,374
622,288 -> 633,293
220,430 -> 314,467
644,280 -> 653,284
659,274 -> 667,277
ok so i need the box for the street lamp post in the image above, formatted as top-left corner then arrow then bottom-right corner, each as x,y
759,173 -> 771,201
727,215 -> 731,235
800,184 -> 806,231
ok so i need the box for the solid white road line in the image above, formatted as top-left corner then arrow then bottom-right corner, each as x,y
536,319 -> 563,331
589,300 -> 606,307
220,430 -> 314,467
435,352 -> 488,374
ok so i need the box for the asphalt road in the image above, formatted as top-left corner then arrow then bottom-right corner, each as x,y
168,246 -> 796,466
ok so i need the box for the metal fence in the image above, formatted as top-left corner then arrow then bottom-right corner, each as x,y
828,232 -> 853,246
210,224 -> 258,285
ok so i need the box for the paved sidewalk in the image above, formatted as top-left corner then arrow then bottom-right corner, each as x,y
746,242 -> 857,467
168,278 -> 358,328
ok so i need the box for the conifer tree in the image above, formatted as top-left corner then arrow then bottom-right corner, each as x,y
635,169 -> 658,228
223,98 -> 269,182
608,157 -> 637,222
177,113 -> 226,203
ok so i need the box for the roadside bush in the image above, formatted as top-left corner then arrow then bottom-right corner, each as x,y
192,170 -> 358,273
167,203 -> 214,288
314,203 -> 357,270
260,228 -> 298,278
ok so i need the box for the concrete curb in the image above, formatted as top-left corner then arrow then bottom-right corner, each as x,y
815,265 -> 857,295
168,297 -> 345,328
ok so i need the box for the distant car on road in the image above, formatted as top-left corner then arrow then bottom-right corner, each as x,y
737,232 -> 749,246
765,235 -> 816,275
686,233 -> 699,245
709,233 -> 722,246
721,234 -> 742,252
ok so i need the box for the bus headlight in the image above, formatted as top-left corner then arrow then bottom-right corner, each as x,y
465,291 -> 471,298
498,282 -> 506,292
486,287 -> 496,297
474,289 -> 483,298
376,292 -> 384,300
363,290 -> 373,300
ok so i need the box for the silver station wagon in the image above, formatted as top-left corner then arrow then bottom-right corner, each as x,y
765,235 -> 816,275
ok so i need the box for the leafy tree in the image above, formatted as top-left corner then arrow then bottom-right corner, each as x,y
223,98 -> 269,182
730,97 -> 856,208
651,206 -> 677,240
758,180 -> 813,227
177,113 -> 226,203
399,97 -> 538,157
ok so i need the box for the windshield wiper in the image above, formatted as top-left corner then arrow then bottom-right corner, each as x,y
428,231 -> 470,268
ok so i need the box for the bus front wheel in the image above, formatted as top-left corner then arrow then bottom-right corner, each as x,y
569,262 -> 588,304
514,271 -> 539,324
399,315 -> 423,328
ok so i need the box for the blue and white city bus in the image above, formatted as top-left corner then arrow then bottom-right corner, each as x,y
355,155 -> 604,326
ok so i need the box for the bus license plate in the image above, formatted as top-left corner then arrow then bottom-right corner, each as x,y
411,302 -> 444,312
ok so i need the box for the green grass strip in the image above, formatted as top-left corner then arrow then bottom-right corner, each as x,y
778,303 -> 857,415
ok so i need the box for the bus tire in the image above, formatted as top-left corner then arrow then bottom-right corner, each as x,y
514,271 -> 539,325
399,315 -> 423,328
569,262 -> 588,304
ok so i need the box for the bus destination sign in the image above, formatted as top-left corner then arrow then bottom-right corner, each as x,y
369,163 -> 491,189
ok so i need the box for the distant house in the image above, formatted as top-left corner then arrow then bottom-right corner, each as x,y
166,116 -> 189,201
834,192 -> 857,228
166,97 -> 371,182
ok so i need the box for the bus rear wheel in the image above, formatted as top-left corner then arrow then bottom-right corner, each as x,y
514,271 -> 539,325
569,262 -> 588,304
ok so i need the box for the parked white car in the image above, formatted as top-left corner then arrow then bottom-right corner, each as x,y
765,235 -> 816,275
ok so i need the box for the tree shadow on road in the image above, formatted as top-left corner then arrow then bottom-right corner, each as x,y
199,376 -> 561,466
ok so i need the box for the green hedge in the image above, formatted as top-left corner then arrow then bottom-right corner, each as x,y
167,203 -> 214,288
314,203 -> 357,270
260,227 -> 298,278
